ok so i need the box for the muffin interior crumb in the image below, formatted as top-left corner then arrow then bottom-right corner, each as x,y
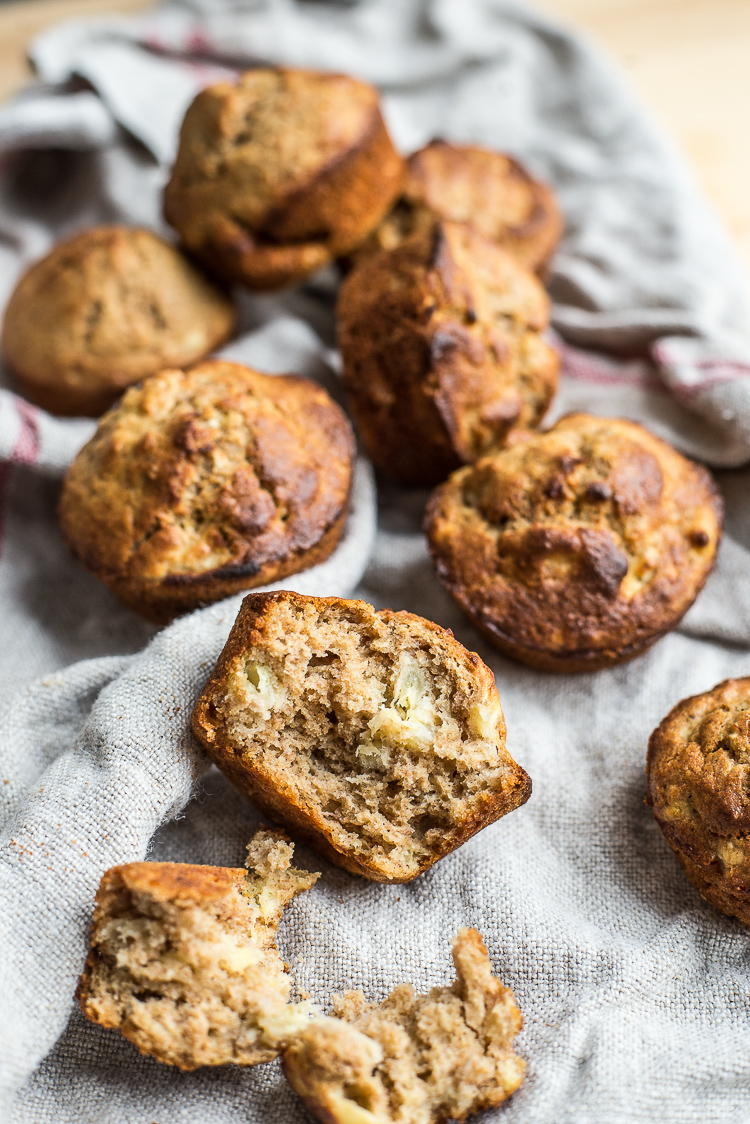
210,599 -> 512,878
283,927 -> 525,1124
79,830 -> 319,1069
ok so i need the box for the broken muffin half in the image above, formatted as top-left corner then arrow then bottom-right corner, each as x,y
192,591 -> 531,883
77,828 -> 318,1069
283,927 -> 525,1124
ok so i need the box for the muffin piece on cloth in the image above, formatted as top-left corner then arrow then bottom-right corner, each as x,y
425,413 -> 722,672
163,67 -> 404,291
58,360 -> 355,624
351,139 -> 562,275
647,677 -> 750,927
0,226 -> 235,417
77,828 -> 319,1069
283,927 -> 524,1124
192,591 -> 531,883
338,220 -> 559,487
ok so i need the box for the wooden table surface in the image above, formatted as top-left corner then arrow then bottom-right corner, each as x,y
1,0 -> 749,271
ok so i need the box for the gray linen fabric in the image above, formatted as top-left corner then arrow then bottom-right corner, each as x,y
1,1 -> 750,1122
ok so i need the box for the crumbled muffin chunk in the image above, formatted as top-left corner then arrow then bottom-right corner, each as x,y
77,829 -> 319,1069
283,928 -> 525,1123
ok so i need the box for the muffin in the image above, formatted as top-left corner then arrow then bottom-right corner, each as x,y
338,220 -> 559,487
192,590 -> 531,883
425,413 -> 723,672
163,67 -> 404,291
647,677 -> 750,926
351,139 -> 562,274
283,928 -> 525,1124
77,829 -> 319,1069
1,226 -> 235,416
58,360 -> 355,623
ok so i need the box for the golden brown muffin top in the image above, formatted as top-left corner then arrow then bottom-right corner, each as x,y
425,413 -> 722,668
0,226 -> 235,414
647,677 -> 750,890
100,862 -> 250,909
356,139 -> 563,272
59,360 -> 354,591
338,220 -> 558,485
164,67 -> 404,287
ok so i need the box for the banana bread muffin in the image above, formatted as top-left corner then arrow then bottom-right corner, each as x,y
77,829 -> 319,1070
338,220 -> 559,487
163,67 -> 404,291
647,677 -> 750,927
351,139 -> 562,274
425,413 -> 722,672
355,139 -> 559,275
283,928 -> 525,1124
1,226 -> 235,416
192,591 -> 531,883
58,360 -> 355,623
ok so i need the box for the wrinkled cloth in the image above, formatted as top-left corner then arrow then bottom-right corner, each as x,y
1,1 -> 750,1123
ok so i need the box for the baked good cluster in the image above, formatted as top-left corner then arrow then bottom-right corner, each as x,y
0,62 -> 738,1121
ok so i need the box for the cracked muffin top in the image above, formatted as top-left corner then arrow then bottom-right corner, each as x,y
59,360 -> 355,623
425,413 -> 722,672
338,220 -> 558,486
351,139 -> 563,274
647,677 -> 750,926
164,67 -> 404,291
1,225 -> 235,417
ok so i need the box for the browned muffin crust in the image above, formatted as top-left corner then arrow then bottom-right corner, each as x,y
58,361 -> 355,623
192,591 -> 531,883
164,67 -> 404,291
425,413 -> 723,672
77,830 -> 319,1069
338,220 -> 559,487
351,139 -> 563,274
282,928 -> 525,1124
1,226 -> 235,417
647,677 -> 750,926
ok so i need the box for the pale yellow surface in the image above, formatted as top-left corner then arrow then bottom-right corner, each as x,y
539,0 -> 750,271
0,0 -> 748,270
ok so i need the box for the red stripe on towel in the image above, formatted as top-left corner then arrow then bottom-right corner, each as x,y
554,336 -> 664,392
11,399 -> 40,466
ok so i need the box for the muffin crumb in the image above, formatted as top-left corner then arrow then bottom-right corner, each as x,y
283,927 -> 525,1124
77,828 -> 319,1070
192,591 -> 531,882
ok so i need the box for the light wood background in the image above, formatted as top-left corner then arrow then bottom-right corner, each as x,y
1,0 -> 748,271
